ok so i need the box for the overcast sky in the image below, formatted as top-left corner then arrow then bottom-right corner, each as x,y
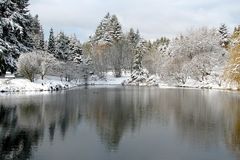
29,0 -> 240,42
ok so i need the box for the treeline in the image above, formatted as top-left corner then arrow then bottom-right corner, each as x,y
1,0 -> 240,87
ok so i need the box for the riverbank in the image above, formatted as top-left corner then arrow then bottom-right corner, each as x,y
0,72 -> 130,92
0,73 -> 238,92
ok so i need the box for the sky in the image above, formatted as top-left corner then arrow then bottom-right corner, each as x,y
29,0 -> 240,42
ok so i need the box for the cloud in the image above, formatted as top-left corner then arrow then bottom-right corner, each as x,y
29,0 -> 240,41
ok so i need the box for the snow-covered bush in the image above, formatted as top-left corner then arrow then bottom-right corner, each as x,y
160,27 -> 228,85
17,52 -> 42,82
17,51 -> 57,82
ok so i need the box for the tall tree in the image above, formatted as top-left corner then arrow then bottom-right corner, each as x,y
68,35 -> 82,63
125,28 -> 141,72
55,32 -> 70,61
47,28 -> 55,54
0,0 -> 36,73
219,24 -> 230,48
109,15 -> 123,42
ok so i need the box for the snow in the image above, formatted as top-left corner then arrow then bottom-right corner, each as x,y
0,72 -> 130,92
0,71 -> 238,93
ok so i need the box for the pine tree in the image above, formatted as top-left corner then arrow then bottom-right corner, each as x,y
0,0 -> 36,73
218,24 -> 230,48
55,32 -> 70,61
126,28 -> 141,72
48,28 -> 55,54
93,13 -> 111,43
31,15 -> 45,50
127,28 -> 140,46
128,40 -> 150,84
92,13 -> 123,46
68,35 -> 82,63
38,26 -> 45,50
108,15 -> 123,42
133,40 -> 146,71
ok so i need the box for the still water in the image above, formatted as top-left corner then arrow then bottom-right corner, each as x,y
0,86 -> 240,160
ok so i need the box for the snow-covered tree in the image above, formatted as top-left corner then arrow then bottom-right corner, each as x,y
124,28 -> 141,72
93,13 -> 111,43
17,51 -> 42,82
55,32 -> 70,61
143,37 -> 170,74
91,13 -> 123,46
17,50 -> 57,81
38,26 -> 45,50
161,27 -> 227,84
38,51 -> 57,80
218,24 -> 230,48
47,28 -> 56,54
90,13 -> 126,77
0,0 -> 36,73
109,15 -> 123,42
129,40 -> 149,81
68,35 -> 82,63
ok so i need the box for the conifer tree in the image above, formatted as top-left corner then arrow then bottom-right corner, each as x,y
69,35 -> 82,63
0,0 -> 35,73
218,24 -> 230,48
55,32 -> 70,61
38,26 -> 45,50
48,28 -> 56,54
109,15 -> 123,42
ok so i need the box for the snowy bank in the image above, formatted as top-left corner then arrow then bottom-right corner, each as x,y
0,72 -> 130,92
158,78 -> 239,91
0,77 -> 77,92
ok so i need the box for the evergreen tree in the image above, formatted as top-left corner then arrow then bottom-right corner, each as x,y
127,40 -> 150,84
68,35 -> 82,63
218,24 -> 230,48
92,13 -> 123,46
133,40 -> 146,71
48,28 -> 55,54
93,13 -> 111,43
55,32 -> 70,61
127,28 -> 140,46
0,0 -> 35,73
108,15 -> 123,42
31,15 -> 44,50
126,28 -> 141,72
38,26 -> 45,50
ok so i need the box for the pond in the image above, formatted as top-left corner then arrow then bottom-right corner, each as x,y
0,86 -> 240,160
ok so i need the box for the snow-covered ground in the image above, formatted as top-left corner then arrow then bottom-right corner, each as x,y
158,78 -> 239,90
0,71 -> 238,93
0,72 -> 130,92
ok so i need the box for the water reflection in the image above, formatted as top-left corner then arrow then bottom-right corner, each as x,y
0,87 -> 240,160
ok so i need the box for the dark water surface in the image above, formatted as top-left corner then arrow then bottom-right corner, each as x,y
1,86 -> 240,160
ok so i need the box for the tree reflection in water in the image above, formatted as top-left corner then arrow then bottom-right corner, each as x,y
0,105 -> 43,160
